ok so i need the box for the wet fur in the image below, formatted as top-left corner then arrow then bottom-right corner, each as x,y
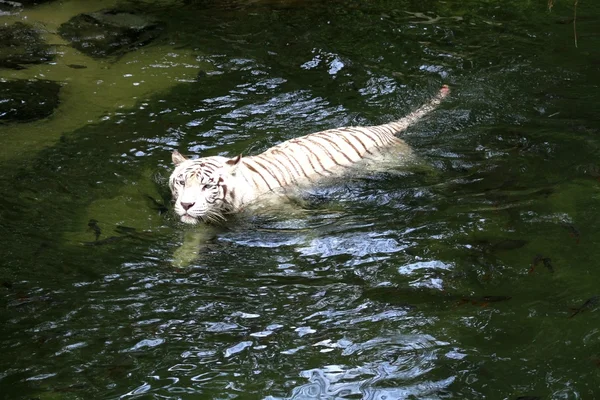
169,86 -> 450,224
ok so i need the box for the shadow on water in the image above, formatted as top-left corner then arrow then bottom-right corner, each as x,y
1,0 -> 600,399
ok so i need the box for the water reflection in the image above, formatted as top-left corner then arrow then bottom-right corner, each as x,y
2,0 -> 600,399
268,333 -> 455,399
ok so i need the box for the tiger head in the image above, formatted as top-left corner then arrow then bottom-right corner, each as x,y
169,151 -> 242,224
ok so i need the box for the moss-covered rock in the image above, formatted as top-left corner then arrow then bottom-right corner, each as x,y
0,79 -> 61,124
58,10 -> 164,59
0,22 -> 54,70
18,0 -> 57,4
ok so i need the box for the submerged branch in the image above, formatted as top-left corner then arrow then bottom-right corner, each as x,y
548,0 -> 579,48
573,0 -> 578,48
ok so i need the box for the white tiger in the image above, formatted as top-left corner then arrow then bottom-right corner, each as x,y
169,85 -> 450,224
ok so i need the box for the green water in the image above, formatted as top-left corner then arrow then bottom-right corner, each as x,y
1,0 -> 600,398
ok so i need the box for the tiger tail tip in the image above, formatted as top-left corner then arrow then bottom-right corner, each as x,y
440,84 -> 450,97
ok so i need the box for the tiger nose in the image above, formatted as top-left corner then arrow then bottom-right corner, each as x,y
181,202 -> 195,211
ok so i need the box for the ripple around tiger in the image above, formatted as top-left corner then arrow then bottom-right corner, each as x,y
169,85 -> 450,224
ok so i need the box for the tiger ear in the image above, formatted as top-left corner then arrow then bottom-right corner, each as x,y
225,154 -> 242,173
172,150 -> 188,166
226,154 -> 242,167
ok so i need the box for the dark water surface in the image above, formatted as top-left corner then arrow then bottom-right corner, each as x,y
1,0 -> 600,399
